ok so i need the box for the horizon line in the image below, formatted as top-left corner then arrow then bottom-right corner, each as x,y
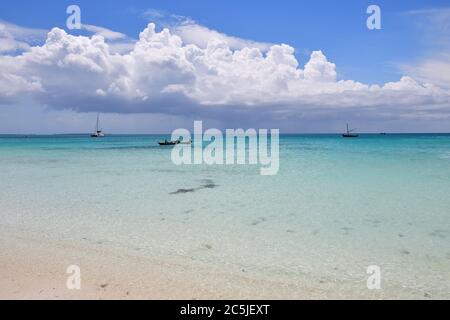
1,132 -> 450,136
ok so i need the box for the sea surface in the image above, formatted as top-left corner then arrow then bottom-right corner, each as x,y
1,134 -> 450,298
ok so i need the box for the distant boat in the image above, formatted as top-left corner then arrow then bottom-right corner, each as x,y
158,138 -> 192,146
91,113 -> 105,138
342,124 -> 359,138
158,139 -> 180,146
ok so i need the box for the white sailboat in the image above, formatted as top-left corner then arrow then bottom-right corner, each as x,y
91,113 -> 105,138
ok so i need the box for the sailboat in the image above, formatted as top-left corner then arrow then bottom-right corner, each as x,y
91,113 -> 105,138
342,123 -> 359,138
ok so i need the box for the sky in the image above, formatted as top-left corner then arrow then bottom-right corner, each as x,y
0,0 -> 449,133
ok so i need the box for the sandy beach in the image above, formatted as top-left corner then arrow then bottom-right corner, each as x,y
0,225 -> 432,300
0,226 -> 335,300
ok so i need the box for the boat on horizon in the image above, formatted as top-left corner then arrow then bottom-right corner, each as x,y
158,138 -> 192,146
342,124 -> 359,138
158,139 -> 180,146
91,113 -> 105,138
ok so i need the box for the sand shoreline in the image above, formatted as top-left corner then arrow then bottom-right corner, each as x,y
0,226 -> 428,300
0,236 -> 319,299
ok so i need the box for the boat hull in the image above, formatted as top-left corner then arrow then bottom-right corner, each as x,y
342,134 -> 359,138
158,141 -> 179,146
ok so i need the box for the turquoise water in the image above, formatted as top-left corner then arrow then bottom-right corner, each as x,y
1,134 -> 450,298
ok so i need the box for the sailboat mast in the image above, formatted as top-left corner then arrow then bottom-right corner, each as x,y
346,123 -> 349,135
96,113 -> 100,132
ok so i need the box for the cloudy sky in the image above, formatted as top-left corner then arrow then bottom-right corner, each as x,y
0,0 -> 450,133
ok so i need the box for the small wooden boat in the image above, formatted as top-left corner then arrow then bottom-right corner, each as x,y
158,139 -> 180,146
342,124 -> 358,138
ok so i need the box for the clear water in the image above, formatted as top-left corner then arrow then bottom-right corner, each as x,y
1,134 -> 450,297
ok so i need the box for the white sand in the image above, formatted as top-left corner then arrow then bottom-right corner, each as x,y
0,227 -> 425,300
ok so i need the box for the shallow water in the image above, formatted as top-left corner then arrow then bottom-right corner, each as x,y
1,134 -> 449,298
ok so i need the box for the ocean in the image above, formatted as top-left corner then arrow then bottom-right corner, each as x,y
1,134 -> 449,298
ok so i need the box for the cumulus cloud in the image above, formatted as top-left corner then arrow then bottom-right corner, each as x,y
142,8 -> 273,51
172,22 -> 273,51
0,22 -> 449,121
80,24 -> 135,54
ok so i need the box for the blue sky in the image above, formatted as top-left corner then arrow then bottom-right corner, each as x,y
0,0 -> 450,133
2,0 -> 447,83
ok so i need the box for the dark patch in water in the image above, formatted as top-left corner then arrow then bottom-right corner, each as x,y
398,234 -> 405,238
203,244 -> 213,250
365,219 -> 382,227
251,217 -> 267,226
312,229 -> 320,236
170,179 -> 219,195
400,249 -> 411,255
170,188 -> 196,195
184,209 -> 194,214
200,179 -> 219,189
341,227 -> 353,235
286,229 -> 295,234
429,230 -> 449,239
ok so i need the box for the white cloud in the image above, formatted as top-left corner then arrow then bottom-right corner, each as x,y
173,22 -> 273,51
82,24 -> 127,40
142,8 -> 273,51
0,22 -> 449,121
0,20 -> 47,53
80,24 -> 135,54
400,54 -> 450,90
